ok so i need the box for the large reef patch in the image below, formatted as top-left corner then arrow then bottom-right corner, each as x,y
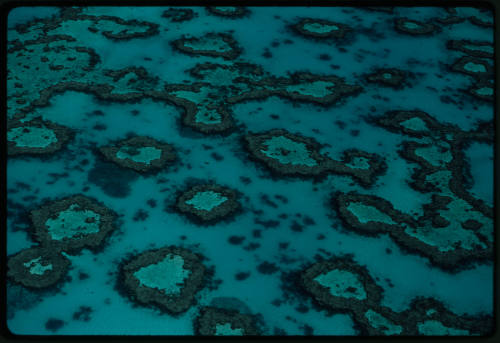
118,246 -> 206,314
336,110 -> 494,272
244,129 -> 387,187
298,256 -> 492,335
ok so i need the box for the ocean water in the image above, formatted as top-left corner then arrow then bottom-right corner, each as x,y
6,6 -> 494,336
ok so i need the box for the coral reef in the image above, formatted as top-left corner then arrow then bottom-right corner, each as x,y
341,110 -> 494,271
446,40 -> 493,59
394,17 -> 439,35
171,32 -> 242,60
30,195 -> 117,253
175,184 -> 241,225
7,246 -> 71,289
99,136 -> 177,173
299,256 -> 492,335
244,129 -> 387,187
206,7 -> 250,19
7,118 -> 73,156
291,18 -> 351,39
118,246 -> 206,314
162,8 -> 196,22
194,306 -> 260,335
364,68 -> 410,89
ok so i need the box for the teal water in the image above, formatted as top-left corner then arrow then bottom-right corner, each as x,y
6,6 -> 494,336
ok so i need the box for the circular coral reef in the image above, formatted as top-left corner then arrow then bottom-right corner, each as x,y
467,79 -> 494,102
99,136 -> 176,173
119,246 -> 206,314
450,56 -> 493,79
194,306 -> 260,335
370,110 -> 438,138
244,129 -> 334,178
206,6 -> 249,18
7,246 -> 71,289
300,256 -> 384,315
7,118 -> 73,156
175,184 -> 241,225
446,40 -> 493,59
30,195 -> 117,253
243,129 -> 386,187
161,8 -> 196,22
292,18 -> 351,39
171,32 -> 242,60
364,68 -> 409,89
394,17 -> 439,35
333,191 -> 415,236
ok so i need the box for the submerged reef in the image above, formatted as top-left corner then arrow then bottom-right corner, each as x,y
194,306 -> 260,335
7,246 -> 71,289
175,184 -> 241,225
161,8 -> 196,22
394,17 -> 440,35
7,118 -> 73,156
159,83 -> 235,134
364,68 -> 410,89
446,40 -> 494,59
227,72 -> 362,106
467,79 -> 493,102
300,256 -> 384,315
450,56 -> 493,79
171,32 -> 242,60
340,110 -> 494,271
244,129 -> 387,187
299,256 -> 492,335
99,136 -> 177,173
468,12 -> 493,28
291,18 -> 351,40
206,6 -> 250,19
118,246 -> 206,314
30,195 -> 117,254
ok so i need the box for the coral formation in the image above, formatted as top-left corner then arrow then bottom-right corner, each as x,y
7,246 -> 71,289
228,72 -> 362,107
119,246 -> 206,314
99,136 -> 176,173
364,68 -> 410,89
7,118 -> 73,156
446,40 -> 493,59
291,18 -> 351,39
394,17 -> 439,35
244,129 -> 387,187
30,195 -> 117,253
162,8 -> 196,22
175,184 -> 241,224
341,110 -> 494,271
299,256 -> 492,335
450,56 -> 493,79
206,7 -> 250,19
194,306 -> 260,335
171,32 -> 242,60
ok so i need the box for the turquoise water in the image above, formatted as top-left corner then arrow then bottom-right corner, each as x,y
6,6 -> 494,336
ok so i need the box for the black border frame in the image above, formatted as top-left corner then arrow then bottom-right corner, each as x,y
0,0 -> 497,342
